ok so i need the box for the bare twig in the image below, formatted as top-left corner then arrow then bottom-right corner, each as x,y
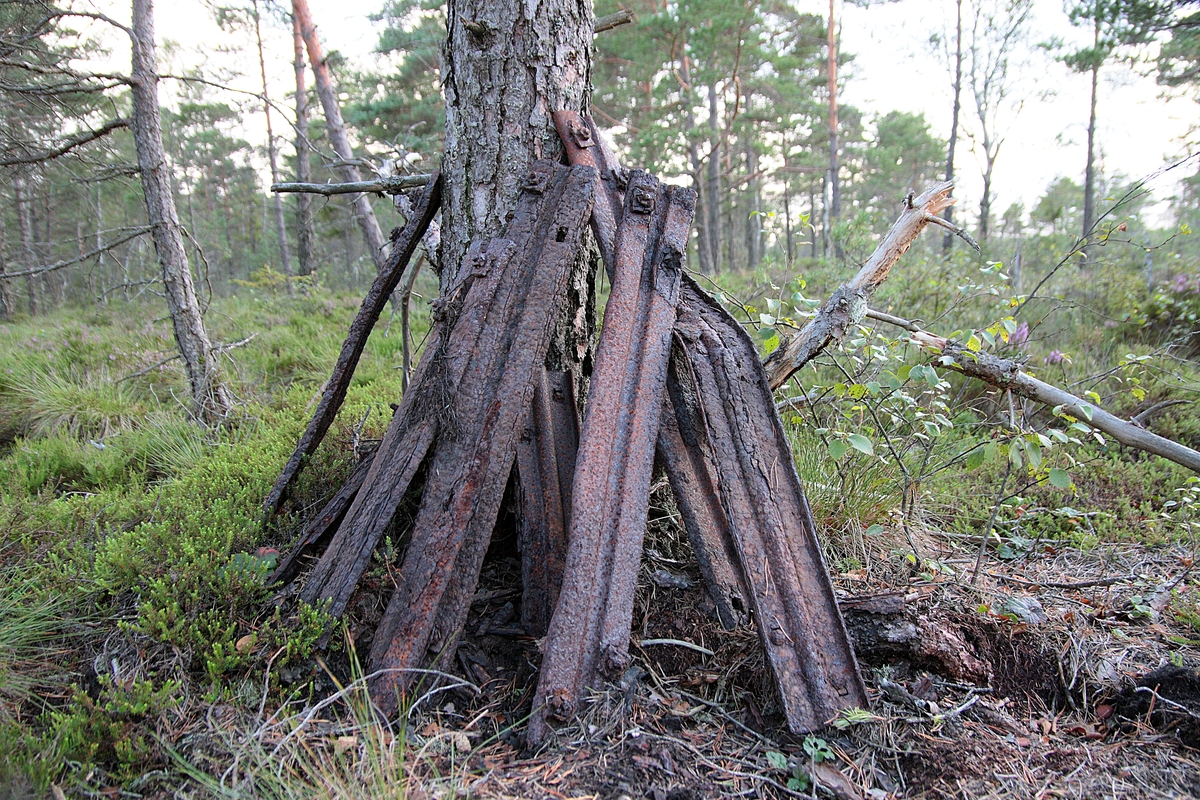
0,117 -> 130,166
867,312 -> 1200,474
594,9 -> 635,33
271,174 -> 433,196
0,226 -> 151,279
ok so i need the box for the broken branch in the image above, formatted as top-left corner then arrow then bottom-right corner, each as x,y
271,174 -> 433,196
763,181 -> 955,389
868,311 -> 1200,474
594,9 -> 635,33
0,117 -> 130,166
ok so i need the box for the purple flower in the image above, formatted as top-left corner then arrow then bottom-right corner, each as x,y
1044,350 -> 1065,365
1009,322 -> 1029,348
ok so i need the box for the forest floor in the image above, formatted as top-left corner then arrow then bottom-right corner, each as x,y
2,272 -> 1200,799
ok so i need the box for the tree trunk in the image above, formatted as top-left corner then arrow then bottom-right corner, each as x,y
441,0 -> 597,386
705,83 -> 722,272
0,202 -> 13,320
826,0 -> 841,227
292,13 -> 316,277
744,119 -> 761,270
13,174 -> 38,315
292,0 -> 388,272
680,52 -> 713,275
943,0 -> 963,255
252,0 -> 293,280
980,147 -> 996,243
1082,20 -> 1099,259
130,0 -> 233,424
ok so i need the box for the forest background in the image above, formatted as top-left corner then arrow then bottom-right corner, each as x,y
5,0 -> 1200,795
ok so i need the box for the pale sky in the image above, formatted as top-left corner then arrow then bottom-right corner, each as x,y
81,0 -> 1200,226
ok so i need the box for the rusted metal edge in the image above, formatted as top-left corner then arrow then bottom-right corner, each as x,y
675,276 -> 868,731
262,172 -> 442,523
528,173 -> 695,746
269,444 -> 377,587
366,163 -> 597,716
657,353 -> 751,630
295,234 -> 511,616
516,370 -> 580,637
554,110 -> 866,733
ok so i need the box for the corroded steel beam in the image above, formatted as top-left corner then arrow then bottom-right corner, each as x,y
365,163 -> 597,716
269,444 -> 376,587
529,173 -> 696,744
516,370 -> 580,637
658,351 -> 751,630
263,172 -> 442,522
553,111 -> 867,734
672,277 -> 868,731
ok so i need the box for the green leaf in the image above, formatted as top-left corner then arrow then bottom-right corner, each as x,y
759,313 -> 776,326
828,440 -> 849,460
966,334 -> 982,352
966,448 -> 986,469
847,434 -> 874,456
864,523 -> 885,537
1048,468 -> 1071,489
757,326 -> 776,340
766,751 -> 788,771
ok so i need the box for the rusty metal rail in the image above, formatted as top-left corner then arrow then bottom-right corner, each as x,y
515,370 -> 580,637
550,110 -> 867,736
364,163 -> 597,715
262,172 -> 441,521
529,172 -> 695,744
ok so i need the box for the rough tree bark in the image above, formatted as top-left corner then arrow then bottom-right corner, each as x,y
680,50 -> 713,275
706,83 -> 722,272
251,0 -> 293,279
292,0 -> 389,271
441,0 -> 597,383
130,0 -> 233,424
291,12 -> 315,276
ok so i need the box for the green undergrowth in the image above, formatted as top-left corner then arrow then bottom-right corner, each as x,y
0,284 -> 434,793
3,243 -> 1200,792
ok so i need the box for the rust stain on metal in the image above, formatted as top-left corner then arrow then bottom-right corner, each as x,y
657,351 -> 750,630
364,162 -> 597,716
529,172 -> 696,745
554,111 -> 866,736
263,172 -> 441,522
516,369 -> 580,637
269,444 -> 377,587
672,275 -> 868,731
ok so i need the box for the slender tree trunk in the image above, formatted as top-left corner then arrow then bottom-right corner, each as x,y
252,0 -> 293,281
1081,19 -> 1100,259
0,203 -> 12,320
706,83 -> 722,272
442,0 -> 598,386
943,0 -> 963,255
744,110 -> 761,271
980,147 -> 997,243
292,13 -> 316,277
681,52 -> 713,275
826,0 -> 841,229
292,0 -> 388,271
130,0 -> 233,423
13,175 -> 38,315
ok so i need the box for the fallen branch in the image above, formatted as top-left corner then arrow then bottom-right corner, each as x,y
868,312 -> 1200,474
594,9 -> 635,33
271,174 -> 433,196
763,182 -> 956,389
